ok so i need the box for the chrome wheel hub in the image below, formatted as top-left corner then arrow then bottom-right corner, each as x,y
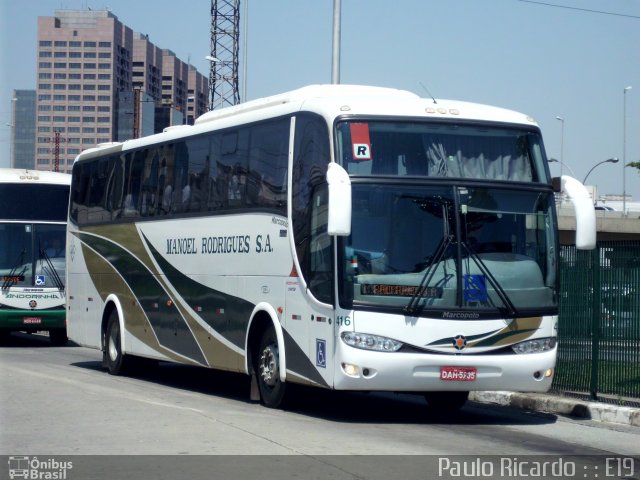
108,328 -> 118,361
259,344 -> 279,387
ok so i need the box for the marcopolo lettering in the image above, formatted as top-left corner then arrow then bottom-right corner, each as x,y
442,311 -> 480,320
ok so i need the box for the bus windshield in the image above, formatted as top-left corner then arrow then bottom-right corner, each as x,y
338,183 -> 557,317
336,120 -> 549,183
0,223 -> 66,289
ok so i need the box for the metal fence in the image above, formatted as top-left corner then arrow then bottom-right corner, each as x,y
551,241 -> 640,406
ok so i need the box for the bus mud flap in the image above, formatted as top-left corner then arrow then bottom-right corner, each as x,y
250,373 -> 260,401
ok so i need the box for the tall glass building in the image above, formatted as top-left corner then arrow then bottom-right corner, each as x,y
11,90 -> 36,170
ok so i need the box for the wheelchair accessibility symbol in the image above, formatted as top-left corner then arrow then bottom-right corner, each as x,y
316,339 -> 326,368
35,275 -> 46,286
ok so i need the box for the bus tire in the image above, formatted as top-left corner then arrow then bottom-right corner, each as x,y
105,311 -> 130,375
424,391 -> 469,413
255,326 -> 287,408
49,328 -> 68,346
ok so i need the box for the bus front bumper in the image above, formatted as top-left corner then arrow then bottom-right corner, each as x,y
0,310 -> 66,332
333,344 -> 556,393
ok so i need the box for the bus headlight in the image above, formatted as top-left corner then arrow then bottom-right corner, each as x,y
512,337 -> 557,354
341,332 -> 403,352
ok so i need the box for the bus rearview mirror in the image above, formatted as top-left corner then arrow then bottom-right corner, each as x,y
559,175 -> 596,250
326,162 -> 351,236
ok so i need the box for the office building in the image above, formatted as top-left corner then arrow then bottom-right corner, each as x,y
35,9 -> 208,173
10,90 -> 36,170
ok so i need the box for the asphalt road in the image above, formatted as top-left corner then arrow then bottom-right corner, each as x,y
1,332 -> 638,479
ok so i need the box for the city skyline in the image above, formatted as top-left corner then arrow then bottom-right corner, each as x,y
6,8 -> 208,173
1,0 -> 639,201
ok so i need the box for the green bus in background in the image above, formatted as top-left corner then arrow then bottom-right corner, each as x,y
0,168 -> 71,345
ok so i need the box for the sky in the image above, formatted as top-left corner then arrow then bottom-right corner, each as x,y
0,0 -> 639,200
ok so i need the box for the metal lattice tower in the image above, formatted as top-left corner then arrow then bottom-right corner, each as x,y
209,0 -> 240,110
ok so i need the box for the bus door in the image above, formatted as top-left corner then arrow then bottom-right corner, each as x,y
285,187 -> 335,387
285,279 -> 335,389
306,226 -> 335,387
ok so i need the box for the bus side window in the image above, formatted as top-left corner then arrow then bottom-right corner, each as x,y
207,134 -> 224,211
172,141 -> 190,213
308,186 -> 332,304
247,119 -> 289,211
213,164 -> 230,210
140,149 -> 159,217
106,155 -> 125,220
156,144 -> 176,215
183,136 -> 210,213
220,129 -> 249,209
71,162 -> 89,223
292,113 -> 332,304
121,151 -> 144,218
228,164 -> 247,207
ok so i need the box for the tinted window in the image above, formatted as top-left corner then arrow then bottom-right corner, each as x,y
218,129 -> 249,208
70,116 -> 292,225
336,121 -> 545,183
181,137 -> 210,213
1,184 -> 69,221
247,119 -> 289,211
292,113 -> 332,304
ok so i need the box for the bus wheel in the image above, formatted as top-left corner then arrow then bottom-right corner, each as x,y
256,326 -> 287,408
424,391 -> 469,413
105,311 -> 130,375
49,328 -> 68,346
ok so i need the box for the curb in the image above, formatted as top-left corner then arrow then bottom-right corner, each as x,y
470,391 -> 640,427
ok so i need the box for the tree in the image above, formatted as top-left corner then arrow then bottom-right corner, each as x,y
627,162 -> 640,173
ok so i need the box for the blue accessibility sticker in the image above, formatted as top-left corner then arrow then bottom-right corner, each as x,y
463,274 -> 488,302
316,339 -> 326,368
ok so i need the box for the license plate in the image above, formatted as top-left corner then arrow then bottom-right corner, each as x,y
440,366 -> 477,381
23,317 -> 42,325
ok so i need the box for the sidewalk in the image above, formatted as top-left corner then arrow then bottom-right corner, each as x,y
470,391 -> 640,427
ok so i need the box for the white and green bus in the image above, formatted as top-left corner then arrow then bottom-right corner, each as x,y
0,168 -> 70,345
66,85 -> 595,410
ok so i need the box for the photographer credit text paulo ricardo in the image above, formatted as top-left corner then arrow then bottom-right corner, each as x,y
437,456 -> 636,478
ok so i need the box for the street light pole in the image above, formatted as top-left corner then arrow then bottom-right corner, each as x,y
548,157 -> 576,177
583,158 -> 619,185
556,116 -> 565,177
331,0 -> 341,84
6,121 -> 14,167
623,86 -> 632,215
205,55 -> 220,111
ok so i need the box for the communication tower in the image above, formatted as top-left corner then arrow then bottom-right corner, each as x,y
209,0 -> 241,110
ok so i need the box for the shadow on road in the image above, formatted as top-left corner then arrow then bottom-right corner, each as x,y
0,331 -> 78,348
67,357 -> 557,427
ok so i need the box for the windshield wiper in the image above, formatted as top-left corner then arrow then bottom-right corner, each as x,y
2,249 -> 27,291
404,197 -> 455,315
459,241 -> 517,317
404,234 -> 454,314
39,244 -> 65,293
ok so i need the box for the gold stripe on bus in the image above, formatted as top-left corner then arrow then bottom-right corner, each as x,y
83,245 -> 166,357
84,223 -> 161,275
82,224 -> 244,370
468,316 -> 544,348
168,290 -> 243,372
